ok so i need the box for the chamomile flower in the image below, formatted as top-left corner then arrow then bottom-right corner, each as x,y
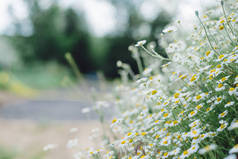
188,110 -> 197,118
205,50 -> 214,58
229,144 -> 238,154
215,83 -> 225,91
189,120 -> 201,128
163,26 -> 177,33
190,128 -> 202,138
180,149 -> 190,159
218,110 -> 228,118
217,120 -> 228,132
228,87 -> 236,95
189,144 -> 199,154
228,119 -> 238,130
193,94 -> 205,102
214,96 -> 223,105
43,144 -> 58,151
199,144 -> 217,154
135,40 -> 146,47
225,101 -> 235,108
224,154 -> 237,159
160,136 -> 171,146
171,148 -> 181,156
66,138 -> 78,149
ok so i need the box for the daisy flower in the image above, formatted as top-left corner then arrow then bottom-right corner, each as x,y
193,94 -> 205,102
135,40 -> 146,47
188,110 -> 197,118
224,154 -> 237,159
228,119 -> 238,130
218,110 -> 228,118
225,101 -> 235,108
189,144 -> 199,155
215,83 -> 225,91
229,144 -> 238,154
199,144 -> 217,154
162,26 -> 177,33
217,120 -> 228,132
228,87 -> 236,96
214,96 -> 223,105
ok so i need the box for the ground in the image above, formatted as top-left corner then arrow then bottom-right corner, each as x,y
0,83 -> 114,159
0,120 -> 102,159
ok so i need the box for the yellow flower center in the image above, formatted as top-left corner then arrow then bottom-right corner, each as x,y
121,140 -> 126,144
190,74 -> 197,82
152,90 -> 157,95
174,92 -> 180,98
163,152 -> 168,156
192,130 -> 197,135
221,77 -> 227,82
190,111 -> 195,116
220,124 -> 225,129
230,87 -> 235,91
219,25 -> 224,30
218,83 -> 223,88
163,113 -> 169,118
217,97 -> 222,102
205,51 -> 211,56
163,140 -> 168,144
112,118 -> 117,123
218,54 -> 224,59
196,95 -> 202,100
183,150 -> 188,155
196,105 -> 202,110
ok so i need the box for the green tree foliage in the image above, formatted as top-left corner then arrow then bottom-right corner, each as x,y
9,0 -> 171,78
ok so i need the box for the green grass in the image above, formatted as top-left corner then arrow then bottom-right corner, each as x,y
0,146 -> 15,159
10,62 -> 75,89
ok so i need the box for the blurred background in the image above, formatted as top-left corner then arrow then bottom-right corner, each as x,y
0,0 -> 216,158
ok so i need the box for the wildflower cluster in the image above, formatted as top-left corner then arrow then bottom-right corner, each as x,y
70,0 -> 238,158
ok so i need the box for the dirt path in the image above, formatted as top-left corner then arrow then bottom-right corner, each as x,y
0,120 -> 103,159
0,85 -> 114,159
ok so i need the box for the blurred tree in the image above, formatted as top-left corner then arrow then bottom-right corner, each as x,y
9,0 -> 94,73
8,0 -> 171,78
102,0 -> 171,77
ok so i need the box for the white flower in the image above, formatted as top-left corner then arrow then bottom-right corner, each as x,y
81,107 -> 90,114
218,110 -> 228,118
74,152 -> 83,159
116,60 -> 123,67
214,96 -> 223,105
70,128 -> 79,133
189,144 -> 199,154
66,138 -> 78,148
135,40 -> 146,47
225,101 -> 235,108
170,147 -> 181,156
188,110 -> 197,118
215,83 -> 225,91
229,87 -> 236,96
199,144 -> 217,154
190,128 -> 201,138
193,94 -> 205,102
43,144 -> 57,151
163,26 -> 177,33
228,119 -> 238,130
189,120 -> 201,128
224,154 -> 237,159
217,120 -> 228,132
229,144 -> 238,154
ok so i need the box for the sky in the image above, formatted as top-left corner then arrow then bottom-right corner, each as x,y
0,0 -> 216,37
